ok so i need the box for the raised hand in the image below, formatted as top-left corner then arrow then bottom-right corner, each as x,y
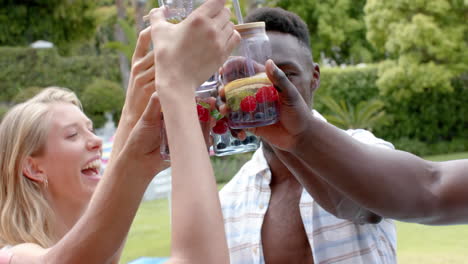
121,26 -> 155,125
110,26 -> 157,163
248,60 -> 313,150
120,92 -> 167,176
219,59 -> 314,150
148,0 -> 241,97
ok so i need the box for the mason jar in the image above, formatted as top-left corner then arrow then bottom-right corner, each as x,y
221,22 -> 280,129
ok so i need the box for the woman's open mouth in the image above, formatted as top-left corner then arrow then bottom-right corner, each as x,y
81,159 -> 101,180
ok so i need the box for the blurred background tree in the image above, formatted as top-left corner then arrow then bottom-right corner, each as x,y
0,0 -> 97,55
266,0 -> 378,65
81,79 -> 125,128
365,0 -> 468,100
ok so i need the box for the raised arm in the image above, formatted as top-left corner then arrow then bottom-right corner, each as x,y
269,145 -> 383,223
110,26 -> 156,162
257,60 -> 468,225
7,94 -> 165,264
293,120 -> 468,225
148,0 -> 240,263
218,60 -> 382,223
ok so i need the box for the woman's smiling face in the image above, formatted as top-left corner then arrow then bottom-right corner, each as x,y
35,103 -> 103,206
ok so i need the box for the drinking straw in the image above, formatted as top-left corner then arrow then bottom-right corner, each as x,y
231,1 -> 255,76
232,0 -> 244,24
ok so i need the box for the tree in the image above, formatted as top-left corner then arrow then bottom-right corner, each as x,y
105,19 -> 137,61
266,0 -> 377,65
114,0 -> 131,90
365,0 -> 468,100
0,0 -> 97,54
134,0 -> 148,33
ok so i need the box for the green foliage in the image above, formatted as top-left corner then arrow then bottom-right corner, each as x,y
81,79 -> 125,129
365,0 -> 468,100
226,0 -> 249,23
0,0 -> 98,54
374,76 -> 468,143
0,105 -> 9,122
0,47 -> 121,102
319,96 -> 389,131
97,0 -> 118,6
315,65 -> 380,108
12,87 -> 44,104
377,58 -> 455,100
394,137 -> 468,156
266,0 -> 378,64
105,19 -> 138,61
317,65 -> 468,155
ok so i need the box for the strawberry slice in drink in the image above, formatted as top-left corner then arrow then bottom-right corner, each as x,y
197,103 -> 210,122
240,95 -> 257,112
212,118 -> 229,135
255,85 -> 279,103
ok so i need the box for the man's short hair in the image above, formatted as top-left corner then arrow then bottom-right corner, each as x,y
244,7 -> 311,50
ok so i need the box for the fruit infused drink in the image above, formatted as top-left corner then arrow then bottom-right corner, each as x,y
222,22 -> 279,129
211,117 -> 260,156
224,72 -> 279,128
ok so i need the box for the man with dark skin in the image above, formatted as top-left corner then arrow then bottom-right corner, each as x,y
219,8 -> 396,264
247,21 -> 468,226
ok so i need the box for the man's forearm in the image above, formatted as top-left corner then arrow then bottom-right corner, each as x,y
272,146 -> 382,224
290,116 -> 442,223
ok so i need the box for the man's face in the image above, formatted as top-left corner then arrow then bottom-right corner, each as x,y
267,31 -> 318,107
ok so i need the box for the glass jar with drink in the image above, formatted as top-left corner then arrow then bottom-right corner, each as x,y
221,22 -> 279,129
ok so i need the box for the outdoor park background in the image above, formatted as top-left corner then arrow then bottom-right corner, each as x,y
0,0 -> 467,263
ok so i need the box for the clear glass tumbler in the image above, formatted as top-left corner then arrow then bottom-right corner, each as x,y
211,118 -> 260,156
158,0 -> 205,23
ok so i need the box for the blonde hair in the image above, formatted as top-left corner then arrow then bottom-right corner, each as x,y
0,87 -> 82,248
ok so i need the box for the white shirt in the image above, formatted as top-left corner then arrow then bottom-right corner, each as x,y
219,111 -> 397,264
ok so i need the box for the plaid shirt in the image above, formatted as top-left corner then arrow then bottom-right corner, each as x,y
219,111 -> 397,264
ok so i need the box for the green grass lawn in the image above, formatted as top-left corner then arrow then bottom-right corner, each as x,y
424,151 -> 468,162
121,198 -> 171,263
121,152 -> 468,263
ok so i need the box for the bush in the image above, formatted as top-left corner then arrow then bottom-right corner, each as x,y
315,65 -> 380,110
316,65 -> 468,155
394,137 -> 468,157
0,1 -> 97,55
0,47 -> 121,102
81,79 -> 125,129
392,138 -> 432,156
0,104 -> 9,122
374,77 -> 468,143
12,86 -> 44,103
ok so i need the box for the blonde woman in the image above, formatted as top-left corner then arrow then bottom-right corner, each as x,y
0,22 -> 158,262
0,83 -> 166,263
0,0 -> 239,263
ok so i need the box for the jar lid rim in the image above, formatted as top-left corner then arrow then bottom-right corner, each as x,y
234,22 -> 265,31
